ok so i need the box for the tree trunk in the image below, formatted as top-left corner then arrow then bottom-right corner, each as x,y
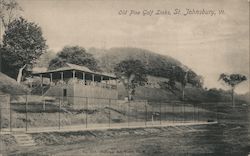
232,87 -> 235,108
182,84 -> 185,101
17,64 -> 26,84
128,88 -> 132,101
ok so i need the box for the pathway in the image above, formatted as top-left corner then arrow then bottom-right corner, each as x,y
0,120 -> 217,134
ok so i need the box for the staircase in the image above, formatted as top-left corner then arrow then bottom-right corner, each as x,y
31,85 -> 50,95
12,133 -> 36,147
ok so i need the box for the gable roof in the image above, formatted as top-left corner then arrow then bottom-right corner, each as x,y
65,63 -> 93,73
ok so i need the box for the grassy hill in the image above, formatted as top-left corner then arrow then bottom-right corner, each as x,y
117,74 -> 247,105
88,47 -> 183,74
0,72 -> 29,95
88,47 -> 195,101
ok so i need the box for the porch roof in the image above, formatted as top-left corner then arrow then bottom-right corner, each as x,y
32,63 -> 117,79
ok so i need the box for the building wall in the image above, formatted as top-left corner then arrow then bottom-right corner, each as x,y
43,84 -> 74,104
44,82 -> 118,108
72,83 -> 118,108
73,83 -> 118,99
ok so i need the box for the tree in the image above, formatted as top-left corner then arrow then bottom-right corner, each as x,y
0,0 -> 22,72
49,46 -> 100,71
170,65 -> 203,101
170,66 -> 188,101
180,70 -> 188,101
114,59 -> 147,101
1,17 -> 47,82
219,73 -> 247,107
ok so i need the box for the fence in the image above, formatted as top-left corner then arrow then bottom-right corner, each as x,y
0,94 -> 219,132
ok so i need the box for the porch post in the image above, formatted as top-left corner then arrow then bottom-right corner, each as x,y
92,74 -> 95,82
50,73 -> 53,85
61,72 -> 64,81
72,70 -> 75,80
115,79 -> 118,89
92,74 -> 95,86
40,74 -> 44,96
82,72 -> 85,80
109,77 -> 111,89
40,74 -> 43,87
82,72 -> 85,85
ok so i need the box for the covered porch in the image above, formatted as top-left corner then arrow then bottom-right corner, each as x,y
32,63 -> 118,90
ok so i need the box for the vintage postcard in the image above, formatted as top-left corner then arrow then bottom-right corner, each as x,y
0,0 -> 249,155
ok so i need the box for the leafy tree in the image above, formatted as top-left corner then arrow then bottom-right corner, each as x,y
179,70 -> 188,101
169,65 -> 203,101
205,88 -> 223,102
1,17 -> 47,82
114,59 -> 147,101
49,46 -> 100,71
187,70 -> 203,87
219,73 -> 247,107
0,0 -> 22,72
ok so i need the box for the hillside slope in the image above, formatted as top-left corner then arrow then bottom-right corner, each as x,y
88,47 -> 182,73
0,72 -> 29,95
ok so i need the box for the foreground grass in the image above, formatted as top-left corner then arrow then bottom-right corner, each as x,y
1,123 -> 249,156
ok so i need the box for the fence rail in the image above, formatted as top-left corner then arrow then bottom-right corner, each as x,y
0,94 -> 219,132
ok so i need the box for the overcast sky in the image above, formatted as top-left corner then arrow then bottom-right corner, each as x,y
18,0 -> 249,93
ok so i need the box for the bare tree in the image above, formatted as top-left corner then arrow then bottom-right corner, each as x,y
0,0 -> 22,29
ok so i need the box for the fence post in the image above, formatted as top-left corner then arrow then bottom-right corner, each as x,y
135,103 -> 138,122
152,105 -> 154,125
43,99 -> 46,112
193,104 -> 195,122
183,103 -> 185,123
160,102 -> 162,125
216,103 -> 218,122
25,94 -> 28,132
198,104 -> 200,122
127,101 -> 130,127
145,100 -> 147,126
109,99 -> 111,128
10,100 -> 12,132
165,103 -> 167,122
172,102 -> 174,123
86,97 -> 88,128
59,98 -> 61,130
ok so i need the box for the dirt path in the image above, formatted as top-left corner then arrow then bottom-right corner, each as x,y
0,121 -> 215,134
6,123 -> 249,156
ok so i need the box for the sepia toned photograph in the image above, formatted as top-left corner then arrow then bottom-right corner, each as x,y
0,0 -> 249,155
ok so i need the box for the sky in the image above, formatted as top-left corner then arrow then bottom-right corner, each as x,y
17,0 -> 249,94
